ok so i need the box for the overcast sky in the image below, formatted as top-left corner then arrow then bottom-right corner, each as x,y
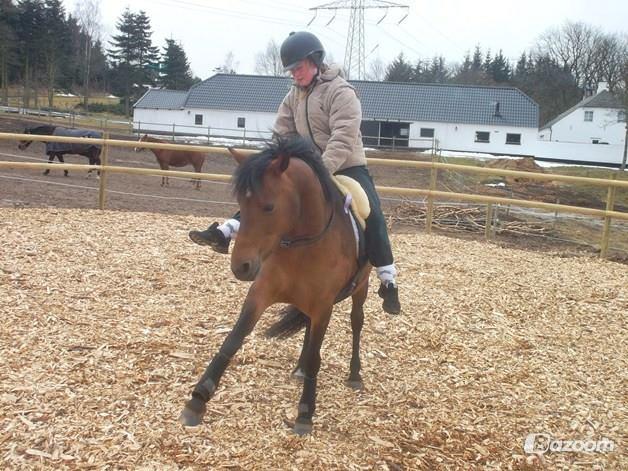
63,0 -> 628,78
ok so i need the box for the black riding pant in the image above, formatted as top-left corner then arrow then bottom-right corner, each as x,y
228,165 -> 394,268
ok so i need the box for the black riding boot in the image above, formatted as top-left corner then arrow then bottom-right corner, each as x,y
378,282 -> 401,315
189,222 -> 230,254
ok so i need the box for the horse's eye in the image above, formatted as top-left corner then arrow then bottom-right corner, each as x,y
263,203 -> 274,213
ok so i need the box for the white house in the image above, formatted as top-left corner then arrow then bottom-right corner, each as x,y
133,74 -> 539,156
534,84 -> 627,167
539,84 -> 626,145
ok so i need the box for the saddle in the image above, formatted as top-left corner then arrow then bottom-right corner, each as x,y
331,175 -> 371,303
332,175 -> 370,230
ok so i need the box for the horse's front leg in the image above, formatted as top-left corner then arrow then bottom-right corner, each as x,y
294,307 -> 332,435
347,280 -> 368,390
43,154 -> 54,175
180,284 -> 271,426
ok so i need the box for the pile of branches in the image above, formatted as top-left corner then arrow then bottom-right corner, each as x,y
389,201 -> 551,236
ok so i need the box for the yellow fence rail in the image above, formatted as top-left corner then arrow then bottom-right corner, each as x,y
0,132 -> 626,258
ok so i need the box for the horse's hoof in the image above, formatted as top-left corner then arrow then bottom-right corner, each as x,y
179,407 -> 203,427
291,367 -> 305,382
346,378 -> 364,391
293,418 -> 313,436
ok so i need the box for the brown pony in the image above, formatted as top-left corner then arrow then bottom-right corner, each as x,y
180,137 -> 372,435
135,134 -> 205,189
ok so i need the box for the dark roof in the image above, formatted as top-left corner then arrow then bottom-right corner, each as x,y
541,90 -> 624,130
135,73 -> 539,128
185,75 -> 293,112
134,89 -> 188,109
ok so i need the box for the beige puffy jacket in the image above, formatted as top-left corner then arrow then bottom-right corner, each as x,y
273,64 -> 367,174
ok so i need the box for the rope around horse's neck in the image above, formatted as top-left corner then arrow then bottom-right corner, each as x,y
279,207 -> 334,249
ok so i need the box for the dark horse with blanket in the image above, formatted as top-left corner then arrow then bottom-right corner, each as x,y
180,137 -> 371,435
18,125 -> 102,177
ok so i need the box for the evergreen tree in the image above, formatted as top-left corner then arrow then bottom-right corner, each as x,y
429,56 -> 448,83
108,8 -> 159,116
161,38 -> 193,90
16,0 -> 47,107
108,8 -> 136,115
133,10 -> 159,85
488,49 -> 511,83
42,0 -> 69,107
0,0 -> 18,105
385,53 -> 413,82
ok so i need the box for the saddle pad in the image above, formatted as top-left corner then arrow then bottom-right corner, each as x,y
332,175 -> 370,229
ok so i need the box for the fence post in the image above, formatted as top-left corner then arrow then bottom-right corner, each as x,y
426,159 -> 438,233
172,123 -> 176,141
98,132 -> 109,210
485,203 -> 493,240
600,177 -> 617,258
207,126 -> 211,144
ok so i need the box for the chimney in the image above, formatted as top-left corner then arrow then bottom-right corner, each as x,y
583,84 -> 594,99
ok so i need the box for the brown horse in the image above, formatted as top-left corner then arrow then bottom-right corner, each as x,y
135,134 -> 205,189
180,137 -> 372,435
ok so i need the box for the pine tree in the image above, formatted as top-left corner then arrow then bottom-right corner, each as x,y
108,8 -> 137,116
488,50 -> 511,83
42,0 -> 69,107
108,8 -> 159,116
0,0 -> 18,105
385,53 -> 413,82
161,38 -> 194,90
16,0 -> 47,107
133,10 -> 159,85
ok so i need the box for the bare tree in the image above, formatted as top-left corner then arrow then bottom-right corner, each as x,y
214,51 -> 238,74
594,33 -> 628,92
254,40 -> 282,76
536,21 -> 603,89
366,57 -> 385,81
75,0 -> 101,110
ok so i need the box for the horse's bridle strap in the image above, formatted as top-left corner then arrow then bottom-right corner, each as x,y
279,209 -> 334,249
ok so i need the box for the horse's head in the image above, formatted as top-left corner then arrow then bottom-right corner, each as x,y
229,138 -> 332,281
18,127 -> 33,150
134,134 -> 148,152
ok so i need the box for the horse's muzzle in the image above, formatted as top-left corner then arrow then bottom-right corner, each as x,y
231,258 -> 260,281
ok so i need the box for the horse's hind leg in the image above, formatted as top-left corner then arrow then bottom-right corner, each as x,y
57,154 -> 68,177
180,288 -> 270,427
347,281 -> 368,390
294,308 -> 332,435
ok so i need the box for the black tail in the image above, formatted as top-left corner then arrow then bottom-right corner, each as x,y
265,305 -> 309,339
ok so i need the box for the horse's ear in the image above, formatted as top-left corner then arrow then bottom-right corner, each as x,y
228,147 -> 249,165
270,153 -> 290,174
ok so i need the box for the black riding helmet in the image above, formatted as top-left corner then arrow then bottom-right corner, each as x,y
280,31 -> 325,70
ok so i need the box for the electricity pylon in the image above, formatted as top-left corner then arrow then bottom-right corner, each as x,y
308,0 -> 409,80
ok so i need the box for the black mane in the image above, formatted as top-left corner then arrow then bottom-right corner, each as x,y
233,136 -> 335,202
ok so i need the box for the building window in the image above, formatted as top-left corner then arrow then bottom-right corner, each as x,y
195,114 -> 203,125
237,117 -> 246,128
420,128 -> 435,138
475,131 -> 490,143
619,111 -> 627,123
506,133 -> 521,145
584,110 -> 594,122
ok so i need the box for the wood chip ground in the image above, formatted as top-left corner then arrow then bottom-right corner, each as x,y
1,208 -> 626,470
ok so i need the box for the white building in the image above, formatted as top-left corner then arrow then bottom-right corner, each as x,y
133,74 -> 539,156
539,85 -> 626,145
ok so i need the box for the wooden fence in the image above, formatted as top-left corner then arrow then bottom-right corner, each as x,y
1,132 -> 627,258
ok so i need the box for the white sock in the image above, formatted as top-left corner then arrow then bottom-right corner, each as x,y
376,264 -> 397,286
217,219 -> 240,238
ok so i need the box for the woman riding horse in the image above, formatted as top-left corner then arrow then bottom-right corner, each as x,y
189,31 -> 401,315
